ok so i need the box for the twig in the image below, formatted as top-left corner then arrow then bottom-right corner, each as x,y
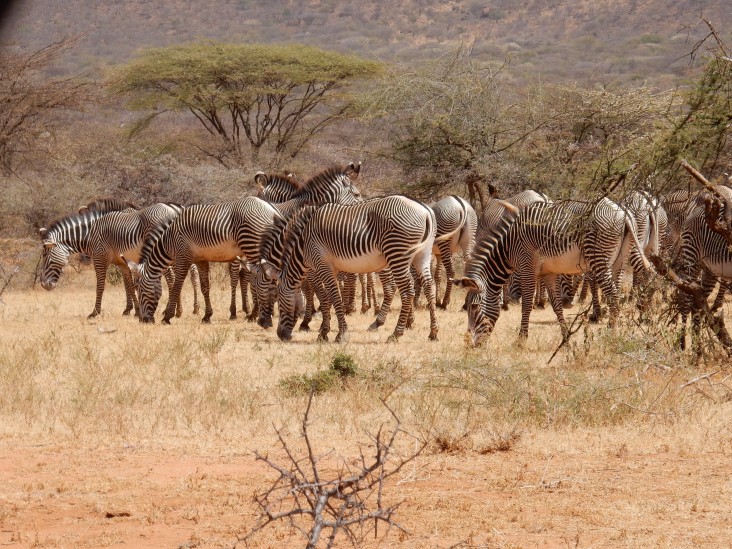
680,370 -> 721,389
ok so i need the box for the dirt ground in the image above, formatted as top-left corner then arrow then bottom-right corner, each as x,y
1,269 -> 731,548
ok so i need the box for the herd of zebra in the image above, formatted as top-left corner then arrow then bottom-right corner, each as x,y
38,162 -> 732,348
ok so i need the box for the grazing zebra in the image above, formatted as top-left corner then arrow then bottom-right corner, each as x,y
78,198 -> 201,316
672,186 -> 732,349
39,203 -> 191,319
454,198 -> 650,345
125,197 -> 280,324
262,195 -> 438,343
253,163 -> 368,329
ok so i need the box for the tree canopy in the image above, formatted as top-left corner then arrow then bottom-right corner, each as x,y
112,42 -> 382,165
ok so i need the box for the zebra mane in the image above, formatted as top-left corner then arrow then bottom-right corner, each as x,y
139,216 -> 176,266
259,213 -> 289,265
295,164 -> 351,197
82,197 -> 138,213
279,206 -> 318,276
43,209 -> 106,238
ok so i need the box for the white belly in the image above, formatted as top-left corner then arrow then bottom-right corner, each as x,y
328,249 -> 388,273
189,241 -> 241,262
705,260 -> 732,280
539,245 -> 585,275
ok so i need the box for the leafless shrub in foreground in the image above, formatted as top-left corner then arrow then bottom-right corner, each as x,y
239,392 -> 425,549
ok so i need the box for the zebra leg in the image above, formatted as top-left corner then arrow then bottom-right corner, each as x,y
711,279 -> 729,313
386,263 -> 416,342
544,274 -> 568,339
189,264 -> 201,315
240,264 -> 250,315
312,273 -> 335,342
121,268 -> 136,316
299,278 -> 316,331
413,247 -> 439,341
320,268 -> 349,343
518,268 -> 538,338
412,265 -> 422,309
436,241 -> 455,309
369,270 -> 395,331
594,267 -> 620,328
196,261 -> 214,323
89,257 -> 109,319
228,261 -> 239,320
162,268 -> 177,317
343,272 -> 357,315
359,273 -> 369,314
368,272 -> 379,315
534,277 -> 547,309
162,259 -> 192,325
121,267 -> 139,317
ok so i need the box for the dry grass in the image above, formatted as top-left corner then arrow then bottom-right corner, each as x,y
1,264 -> 732,547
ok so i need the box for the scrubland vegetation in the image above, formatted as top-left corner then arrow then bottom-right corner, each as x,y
1,1 -> 732,547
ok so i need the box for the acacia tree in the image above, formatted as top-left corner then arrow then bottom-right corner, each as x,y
112,43 -> 381,166
0,36 -> 89,174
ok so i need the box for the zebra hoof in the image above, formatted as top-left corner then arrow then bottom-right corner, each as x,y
317,332 -> 329,342
368,320 -> 383,332
361,305 -> 370,314
335,332 -> 349,343
229,314 -> 237,321
299,324 -> 311,332
201,317 -> 212,324
87,311 -> 99,319
122,309 -> 132,316
428,331 -> 438,341
386,334 -> 400,343
193,306 -> 200,315
588,313 -> 600,323
162,318 -> 172,325
437,302 -> 448,310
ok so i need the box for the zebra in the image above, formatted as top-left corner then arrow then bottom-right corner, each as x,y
261,195 -> 438,343
39,203 -> 192,319
78,198 -> 202,316
252,163 -> 368,329
478,190 -> 553,309
671,186 -> 732,350
255,170 -> 300,203
453,198 -> 650,345
125,197 -> 281,324
617,190 -> 663,312
428,195 -> 478,309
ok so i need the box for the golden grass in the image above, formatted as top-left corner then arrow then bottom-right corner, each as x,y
1,264 -> 731,547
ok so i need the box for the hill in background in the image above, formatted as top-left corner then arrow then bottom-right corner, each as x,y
3,0 -> 731,85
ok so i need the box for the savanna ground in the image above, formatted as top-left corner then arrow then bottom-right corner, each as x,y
1,263 -> 732,548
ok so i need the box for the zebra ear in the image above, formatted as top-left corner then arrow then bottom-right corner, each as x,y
254,171 -> 267,189
452,277 -> 481,292
346,161 -> 361,179
121,255 -> 140,274
39,228 -> 48,238
78,206 -> 89,215
260,259 -> 280,282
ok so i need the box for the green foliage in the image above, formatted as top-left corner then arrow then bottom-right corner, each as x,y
111,42 -> 382,164
279,352 -> 359,396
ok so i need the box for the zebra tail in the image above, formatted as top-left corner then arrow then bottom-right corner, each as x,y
624,215 -> 652,271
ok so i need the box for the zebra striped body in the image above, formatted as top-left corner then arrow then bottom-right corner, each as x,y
264,195 -> 438,343
672,186 -> 732,349
253,164 -> 365,329
39,203 -> 187,319
128,197 -> 280,324
455,198 -> 650,345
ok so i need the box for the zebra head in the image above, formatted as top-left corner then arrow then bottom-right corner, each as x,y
39,228 -> 71,291
453,276 -> 500,347
123,257 -> 160,323
251,261 -> 277,328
